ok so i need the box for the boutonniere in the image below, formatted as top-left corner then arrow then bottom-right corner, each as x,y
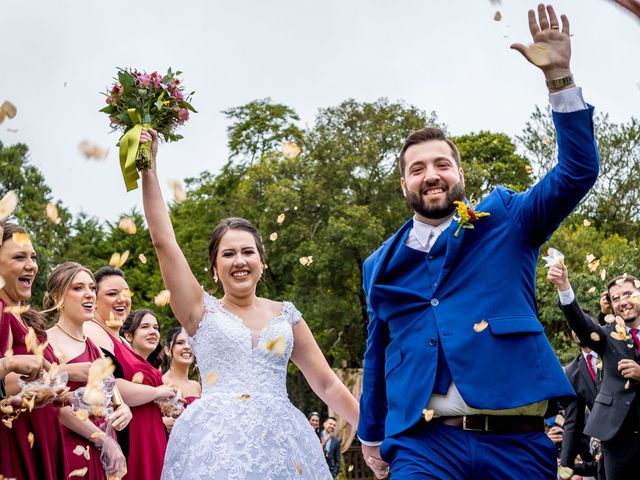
595,359 -> 603,383
453,201 -> 490,237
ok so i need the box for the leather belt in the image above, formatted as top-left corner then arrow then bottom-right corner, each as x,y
433,415 -> 545,434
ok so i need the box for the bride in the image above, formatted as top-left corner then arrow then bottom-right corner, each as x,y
139,128 -> 359,479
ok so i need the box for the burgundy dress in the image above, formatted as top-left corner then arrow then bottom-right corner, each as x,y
62,339 -> 109,479
183,396 -> 198,408
0,300 -> 67,480
91,321 -> 167,480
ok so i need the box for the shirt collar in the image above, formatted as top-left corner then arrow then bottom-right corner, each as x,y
582,350 -> 598,360
412,216 -> 453,249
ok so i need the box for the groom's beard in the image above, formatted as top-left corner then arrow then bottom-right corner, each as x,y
405,180 -> 466,220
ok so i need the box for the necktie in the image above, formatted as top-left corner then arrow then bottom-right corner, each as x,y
425,229 -> 436,252
586,353 -> 597,384
630,328 -> 640,353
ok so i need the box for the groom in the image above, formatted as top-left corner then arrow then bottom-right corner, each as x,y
358,5 -> 600,479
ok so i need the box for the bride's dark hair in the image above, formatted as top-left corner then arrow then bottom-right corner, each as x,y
207,218 -> 265,288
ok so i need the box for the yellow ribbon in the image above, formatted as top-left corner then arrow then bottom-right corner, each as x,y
119,109 -> 150,192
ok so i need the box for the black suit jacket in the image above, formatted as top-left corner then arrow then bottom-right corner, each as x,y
560,299 -> 640,442
560,352 -> 598,468
324,436 -> 341,477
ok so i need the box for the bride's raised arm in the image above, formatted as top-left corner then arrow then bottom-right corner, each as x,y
140,128 -> 204,335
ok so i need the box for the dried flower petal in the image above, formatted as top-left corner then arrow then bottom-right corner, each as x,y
238,394 -> 251,400
277,213 -> 286,224
590,332 -> 600,342
281,141 -> 301,159
558,466 -> 574,480
45,203 -> 62,225
4,305 -> 30,315
473,320 -> 489,333
1,101 -> 17,119
131,372 -> 144,384
154,290 -> 171,307
12,232 -> 30,248
167,179 -> 187,203
118,217 -> 137,235
583,219 -> 591,227
600,268 -> 607,281
0,403 -> 13,414
27,432 -> 34,448
78,140 -> 109,161
109,250 -> 129,269
587,287 -> 596,294
0,190 -> 18,220
524,165 -> 533,174
527,44 -> 551,67
264,336 -> 286,355
348,465 -> 354,472
138,254 -> 147,264
205,371 -> 218,387
611,331 -> 627,341
422,408 -> 435,422
494,11 -> 502,21
625,380 -> 630,390
294,460 -> 303,475
299,256 -> 313,266
90,431 -> 105,440
74,409 -> 89,421
73,445 -> 87,456
69,467 -> 88,477
269,232 -> 278,242
2,417 -> 13,428
585,254 -> 596,264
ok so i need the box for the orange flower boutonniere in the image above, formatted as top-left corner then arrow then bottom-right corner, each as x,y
453,201 -> 490,237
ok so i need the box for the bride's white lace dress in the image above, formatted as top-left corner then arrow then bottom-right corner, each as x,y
161,293 -> 333,479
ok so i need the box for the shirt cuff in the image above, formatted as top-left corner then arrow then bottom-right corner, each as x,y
358,437 -> 383,447
549,86 -> 587,113
558,287 -> 575,305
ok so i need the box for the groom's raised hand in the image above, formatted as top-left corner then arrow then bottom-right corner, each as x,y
511,4 -> 573,90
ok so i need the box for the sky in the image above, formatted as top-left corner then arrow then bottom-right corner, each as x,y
1,0 -> 639,223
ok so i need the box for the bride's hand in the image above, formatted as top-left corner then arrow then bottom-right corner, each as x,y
140,128 -> 159,171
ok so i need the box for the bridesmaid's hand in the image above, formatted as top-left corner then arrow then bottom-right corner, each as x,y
163,415 -> 176,433
154,385 -> 177,402
98,435 -> 128,478
109,403 -> 132,431
60,362 -> 91,382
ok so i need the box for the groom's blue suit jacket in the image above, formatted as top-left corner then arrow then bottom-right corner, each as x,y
358,107 -> 600,442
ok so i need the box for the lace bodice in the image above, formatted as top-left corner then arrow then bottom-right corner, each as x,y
189,293 -> 300,399
162,292 -> 331,479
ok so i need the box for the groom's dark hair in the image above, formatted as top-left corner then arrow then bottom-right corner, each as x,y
398,127 -> 461,176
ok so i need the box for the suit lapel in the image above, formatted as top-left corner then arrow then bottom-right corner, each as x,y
367,219 -> 413,291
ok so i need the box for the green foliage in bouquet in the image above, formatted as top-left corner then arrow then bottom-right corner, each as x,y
100,68 -> 196,191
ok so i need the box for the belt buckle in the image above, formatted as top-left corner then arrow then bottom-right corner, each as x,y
462,415 -> 490,432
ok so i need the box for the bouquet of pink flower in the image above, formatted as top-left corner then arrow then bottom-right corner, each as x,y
100,68 -> 196,191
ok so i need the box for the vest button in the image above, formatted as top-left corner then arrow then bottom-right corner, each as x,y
625,401 -> 631,407
431,298 -> 439,307
427,255 -> 434,260
428,337 -> 437,346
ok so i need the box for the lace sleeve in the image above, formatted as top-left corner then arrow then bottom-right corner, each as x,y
283,301 -> 302,326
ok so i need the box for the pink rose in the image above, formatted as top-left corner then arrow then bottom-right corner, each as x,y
178,108 -> 189,123
138,74 -> 151,87
106,95 -> 116,105
173,89 -> 185,101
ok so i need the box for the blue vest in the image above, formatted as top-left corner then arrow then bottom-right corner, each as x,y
378,226 -> 452,395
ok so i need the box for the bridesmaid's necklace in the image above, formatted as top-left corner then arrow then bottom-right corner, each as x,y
55,322 -> 86,343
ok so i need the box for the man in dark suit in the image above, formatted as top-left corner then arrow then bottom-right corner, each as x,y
548,263 -> 640,480
358,5 -> 600,480
560,327 -> 602,478
321,417 -> 341,478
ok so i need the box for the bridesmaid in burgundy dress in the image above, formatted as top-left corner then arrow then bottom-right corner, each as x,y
160,327 -> 201,433
0,223 -> 87,479
84,267 -> 175,480
44,262 -> 131,479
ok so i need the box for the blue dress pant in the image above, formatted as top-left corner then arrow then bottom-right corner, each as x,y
380,421 -> 557,479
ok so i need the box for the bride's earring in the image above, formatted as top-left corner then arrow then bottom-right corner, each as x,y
213,269 -> 219,283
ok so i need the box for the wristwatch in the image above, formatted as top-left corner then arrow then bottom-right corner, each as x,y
546,74 -> 574,89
